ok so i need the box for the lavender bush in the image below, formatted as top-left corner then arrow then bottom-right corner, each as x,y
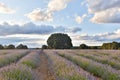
58,52 -> 120,80
18,51 -> 40,68
0,64 -> 38,80
76,53 -> 120,70
0,51 -> 28,67
45,50 -> 98,80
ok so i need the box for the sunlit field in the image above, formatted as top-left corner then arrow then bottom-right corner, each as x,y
0,49 -> 119,80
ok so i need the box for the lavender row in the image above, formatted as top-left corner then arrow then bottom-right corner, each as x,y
18,51 -> 40,68
58,52 -> 120,80
0,51 -> 29,68
0,50 -> 40,80
45,50 -> 98,80
0,64 -> 38,80
76,52 -> 120,70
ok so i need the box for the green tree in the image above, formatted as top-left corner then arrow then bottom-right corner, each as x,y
16,44 -> 28,49
102,41 -> 120,49
42,45 -> 47,49
0,44 -> 4,49
6,44 -> 15,49
80,44 -> 89,49
47,33 -> 73,49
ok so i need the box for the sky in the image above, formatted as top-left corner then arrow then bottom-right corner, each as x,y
0,0 -> 120,48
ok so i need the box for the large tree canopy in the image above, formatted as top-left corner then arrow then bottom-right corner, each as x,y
47,33 -> 73,49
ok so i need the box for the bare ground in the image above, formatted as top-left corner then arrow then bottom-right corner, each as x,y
35,52 -> 55,80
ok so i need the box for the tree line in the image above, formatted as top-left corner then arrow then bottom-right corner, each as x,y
42,33 -> 120,50
72,42 -> 120,50
0,44 -> 28,49
0,33 -> 119,50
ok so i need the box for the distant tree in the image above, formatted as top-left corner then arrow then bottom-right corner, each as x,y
102,43 -> 108,49
71,46 -> 79,49
42,45 -> 47,49
6,44 -> 15,49
80,44 -> 89,49
16,44 -> 28,49
47,33 -> 73,49
111,41 -> 119,49
0,44 -> 4,49
89,46 -> 99,49
102,41 -> 120,49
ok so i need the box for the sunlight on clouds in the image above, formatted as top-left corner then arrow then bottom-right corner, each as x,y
26,8 -> 53,22
0,20 -> 28,26
26,0 -> 71,22
48,0 -> 71,12
87,0 -> 120,23
75,14 -> 87,24
1,0 -> 120,47
0,3 -> 15,14
0,34 -> 48,48
75,16 -> 83,24
90,8 -> 120,23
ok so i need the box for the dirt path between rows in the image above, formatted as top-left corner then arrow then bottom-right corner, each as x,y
35,52 -> 55,80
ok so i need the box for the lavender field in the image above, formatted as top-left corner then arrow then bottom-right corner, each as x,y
0,49 -> 120,80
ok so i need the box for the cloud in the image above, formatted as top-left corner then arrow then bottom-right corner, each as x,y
69,27 -> 81,33
26,8 -> 53,21
66,27 -> 81,33
90,8 -> 120,23
0,34 -> 46,48
26,0 -> 71,21
86,0 -> 120,23
72,29 -> 120,46
75,16 -> 83,24
48,0 -> 71,12
87,0 -> 120,13
0,3 -> 15,14
75,14 -> 87,24
0,22 -> 81,35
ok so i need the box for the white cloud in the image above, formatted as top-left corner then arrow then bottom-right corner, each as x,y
0,20 -> 28,26
0,34 -> 47,48
0,3 -> 15,14
91,8 -> 120,23
48,0 -> 71,12
86,0 -> 120,23
75,14 -> 87,24
26,9 -> 53,21
71,29 -> 120,46
26,0 -> 71,22
75,16 -> 83,24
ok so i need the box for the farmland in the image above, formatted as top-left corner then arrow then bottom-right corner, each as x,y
0,49 -> 120,80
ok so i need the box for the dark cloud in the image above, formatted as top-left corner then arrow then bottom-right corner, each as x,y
0,22 -> 82,47
70,27 -> 81,33
0,22 -> 81,35
88,0 -> 120,13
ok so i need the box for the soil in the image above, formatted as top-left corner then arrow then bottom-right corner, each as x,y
35,52 -> 55,80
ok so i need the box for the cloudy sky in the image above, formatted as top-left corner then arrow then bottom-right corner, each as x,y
0,0 -> 120,48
